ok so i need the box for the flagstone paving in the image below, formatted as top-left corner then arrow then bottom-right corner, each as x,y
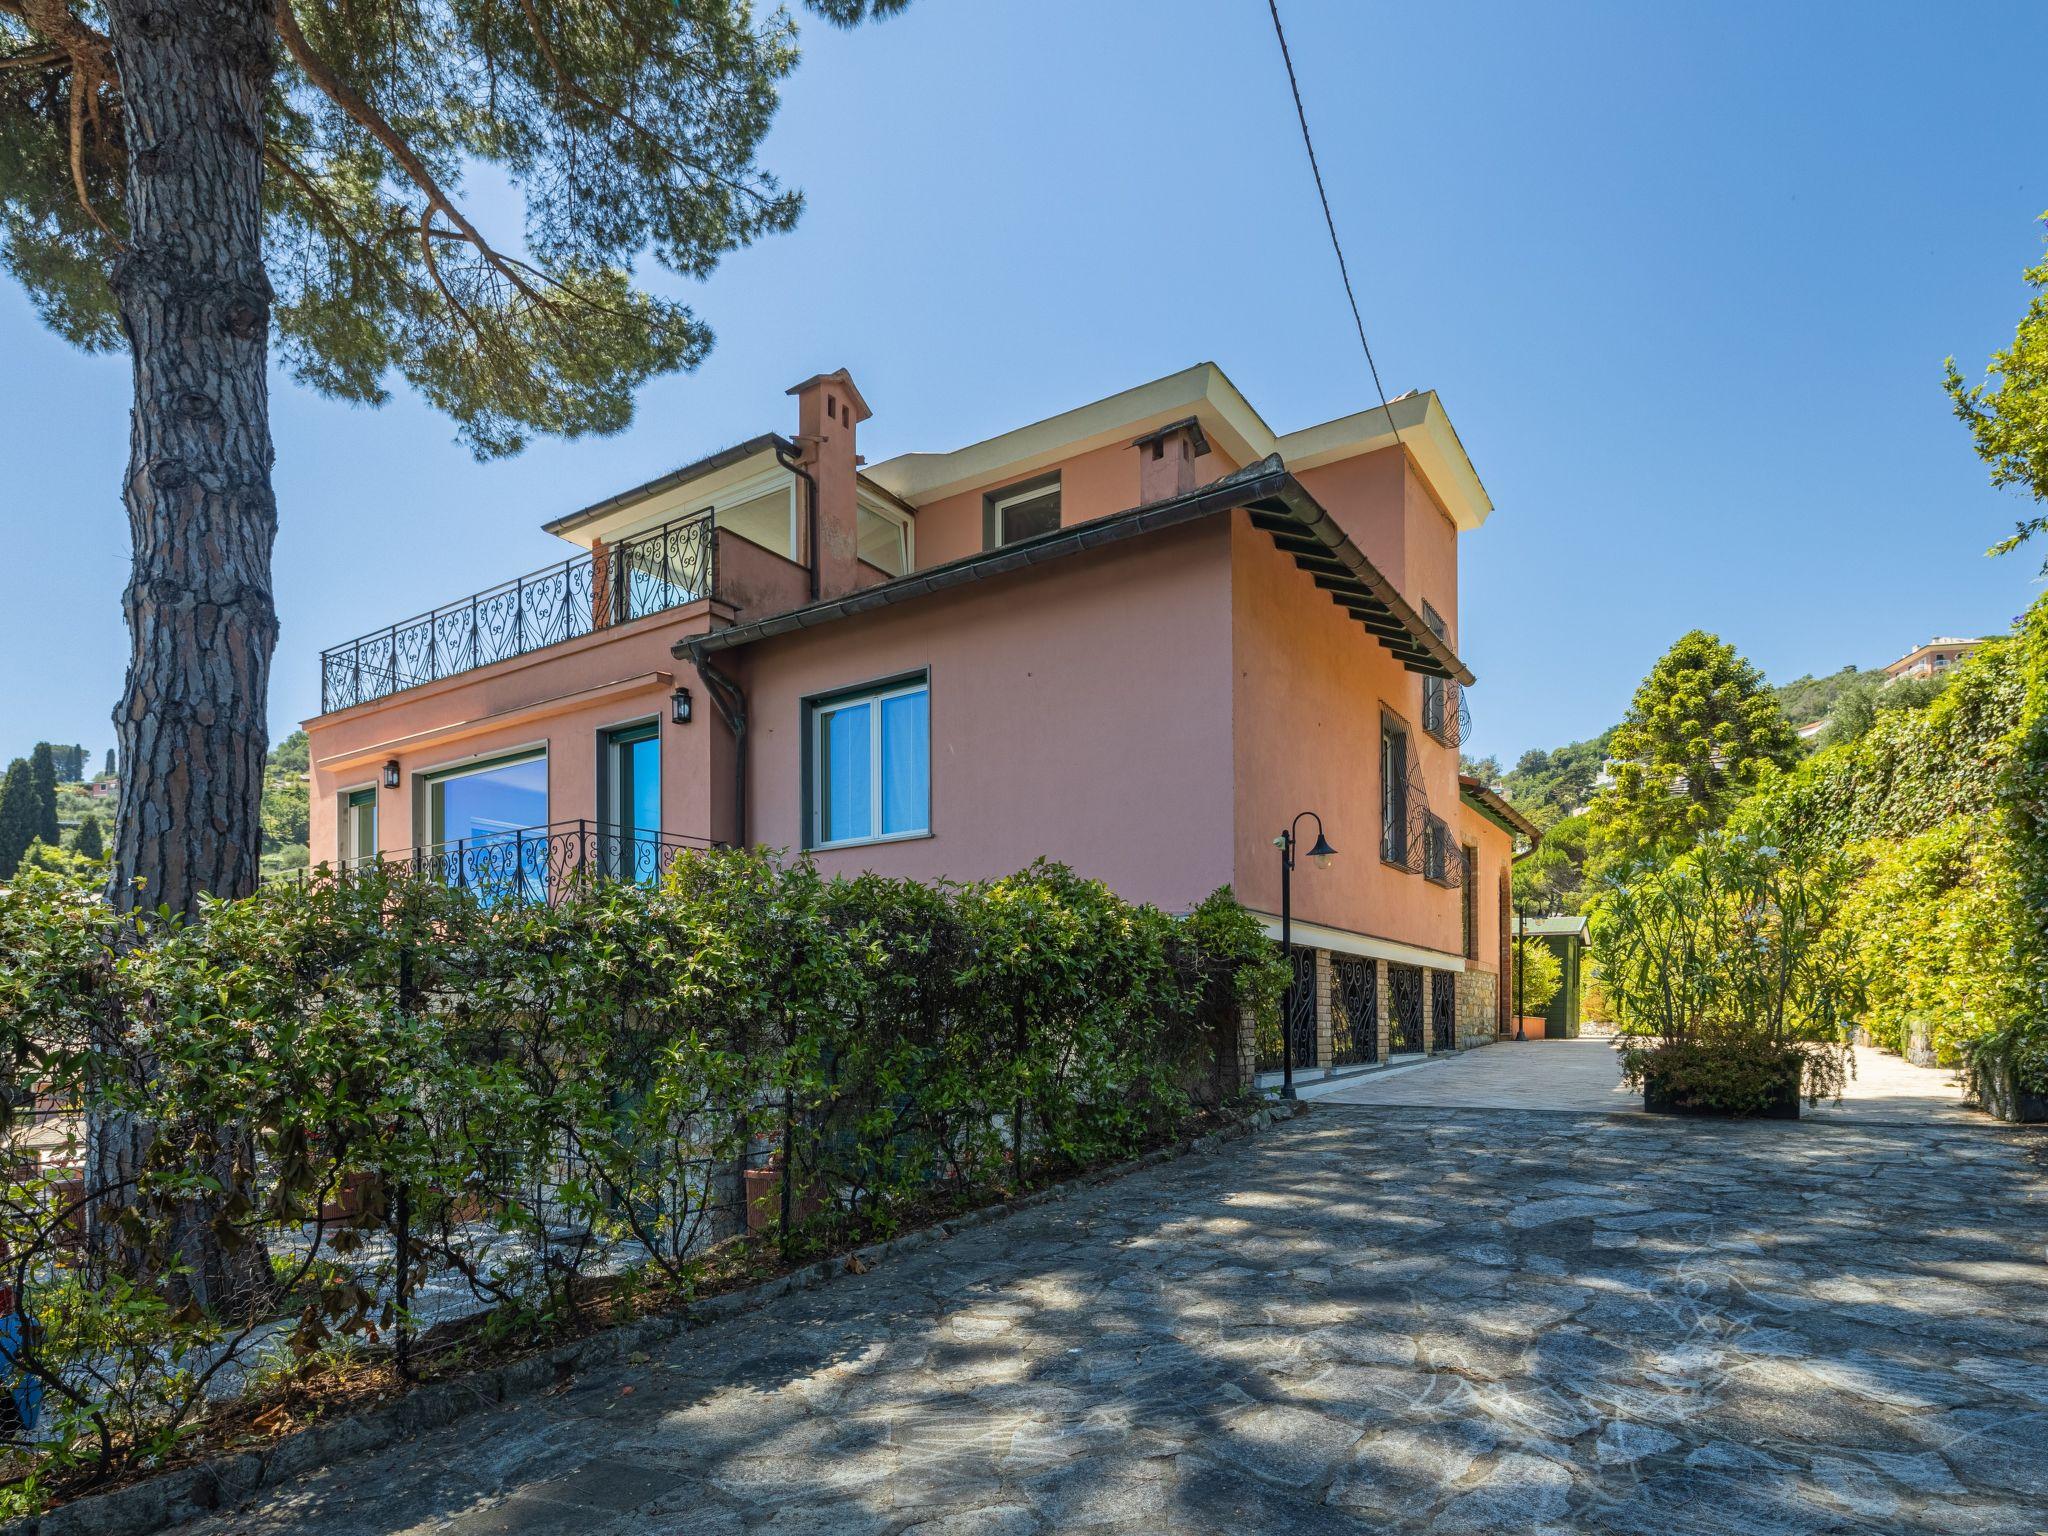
179,1101 -> 2048,1535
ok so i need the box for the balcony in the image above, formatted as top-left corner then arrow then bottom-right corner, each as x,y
306,820 -> 720,904
319,511 -> 715,714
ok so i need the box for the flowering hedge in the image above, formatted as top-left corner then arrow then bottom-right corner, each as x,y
0,853 -> 1283,1507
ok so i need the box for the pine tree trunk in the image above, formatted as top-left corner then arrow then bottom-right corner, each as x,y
90,0 -> 277,1314
105,0 -> 277,921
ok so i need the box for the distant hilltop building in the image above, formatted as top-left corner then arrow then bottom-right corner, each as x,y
1884,636 -> 1984,684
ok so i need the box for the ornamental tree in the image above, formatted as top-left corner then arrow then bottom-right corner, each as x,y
1947,213 -> 2048,567
1590,630 -> 1799,877
2,0 -> 906,921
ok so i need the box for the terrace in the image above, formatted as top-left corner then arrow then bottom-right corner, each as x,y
317,510 -> 718,714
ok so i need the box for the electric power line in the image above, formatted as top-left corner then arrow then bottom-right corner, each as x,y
1265,0 -> 1403,443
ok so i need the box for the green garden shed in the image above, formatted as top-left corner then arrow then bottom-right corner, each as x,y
1510,913 -> 1589,1039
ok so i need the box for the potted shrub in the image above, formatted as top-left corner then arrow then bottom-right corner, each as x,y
1595,830 -> 1857,1119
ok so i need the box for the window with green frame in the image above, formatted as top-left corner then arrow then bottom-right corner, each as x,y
345,787 -> 377,866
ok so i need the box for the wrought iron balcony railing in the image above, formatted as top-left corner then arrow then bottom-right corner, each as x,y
319,511 -> 715,713
300,820 -> 721,905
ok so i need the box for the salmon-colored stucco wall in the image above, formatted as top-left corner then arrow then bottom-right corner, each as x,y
1294,447 -> 1458,636
911,439 -> 1242,568
726,517 -> 1237,912
1457,808 -> 1513,974
1228,510 -> 1463,960
305,603 -> 722,866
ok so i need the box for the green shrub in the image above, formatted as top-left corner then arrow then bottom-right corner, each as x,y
0,853 -> 1278,1495
1594,829 -> 1860,1110
1510,940 -> 1562,1019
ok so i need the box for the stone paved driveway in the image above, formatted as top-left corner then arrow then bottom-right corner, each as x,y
1318,1038 -> 1985,1125
181,1106 -> 2048,1535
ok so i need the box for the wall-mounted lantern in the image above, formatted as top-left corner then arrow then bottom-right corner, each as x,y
381,759 -> 401,790
671,686 -> 693,726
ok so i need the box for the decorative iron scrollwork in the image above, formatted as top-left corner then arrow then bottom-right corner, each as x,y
1388,962 -> 1424,1054
1431,970 -> 1457,1053
1330,955 -> 1378,1066
319,511 -> 714,712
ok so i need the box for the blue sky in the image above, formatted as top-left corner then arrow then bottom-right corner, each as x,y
5,0 -> 2045,772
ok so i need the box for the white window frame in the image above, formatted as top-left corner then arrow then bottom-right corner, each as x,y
990,480 -> 1061,547
810,678 -> 931,850
856,493 -> 914,576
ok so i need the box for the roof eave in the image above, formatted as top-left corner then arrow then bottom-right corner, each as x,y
541,434 -> 791,539
677,458 -> 1474,686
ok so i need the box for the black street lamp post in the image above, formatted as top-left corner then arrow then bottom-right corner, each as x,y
1276,811 -> 1337,1100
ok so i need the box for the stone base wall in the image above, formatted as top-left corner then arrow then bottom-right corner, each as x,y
1456,969 -> 1499,1050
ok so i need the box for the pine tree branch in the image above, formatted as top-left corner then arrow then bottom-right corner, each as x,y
513,0 -> 784,213
273,0 -> 549,308
7,0 -> 119,244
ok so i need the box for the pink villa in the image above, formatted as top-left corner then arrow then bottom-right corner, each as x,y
304,363 -> 1537,1082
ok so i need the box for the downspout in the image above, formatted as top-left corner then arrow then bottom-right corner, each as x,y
775,439 -> 820,603
691,649 -> 749,848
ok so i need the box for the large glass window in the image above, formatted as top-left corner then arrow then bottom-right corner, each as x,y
603,722 -> 661,882
426,751 -> 549,898
812,680 -> 930,848
344,787 -> 377,867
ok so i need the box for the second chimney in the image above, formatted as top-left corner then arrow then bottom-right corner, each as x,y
1131,417 -> 1211,504
787,369 -> 872,602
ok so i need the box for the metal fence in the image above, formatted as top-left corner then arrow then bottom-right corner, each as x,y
308,820 -> 720,905
319,511 -> 715,713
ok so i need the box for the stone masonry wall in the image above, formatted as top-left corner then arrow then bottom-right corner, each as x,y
1456,969 -> 1498,1051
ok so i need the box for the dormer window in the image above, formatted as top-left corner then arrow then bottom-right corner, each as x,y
985,475 -> 1061,549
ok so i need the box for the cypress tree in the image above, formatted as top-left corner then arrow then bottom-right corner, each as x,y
28,743 -> 60,845
0,760 -> 33,879
73,815 -> 105,861
103,747 -> 116,778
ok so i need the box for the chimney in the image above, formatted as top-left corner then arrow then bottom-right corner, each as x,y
786,369 -> 872,602
1131,417 -> 1210,503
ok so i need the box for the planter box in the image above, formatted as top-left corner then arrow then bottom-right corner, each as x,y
1974,1061 -> 2048,1124
1509,1017 -> 1548,1041
1642,1058 -> 1802,1120
743,1164 -> 824,1234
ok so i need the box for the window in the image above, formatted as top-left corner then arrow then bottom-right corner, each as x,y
1381,719 -> 1410,865
424,750 -> 549,899
719,485 -> 798,561
985,477 -> 1060,549
811,678 -> 930,848
1421,603 -> 1450,740
857,500 -> 911,577
344,787 -> 377,867
602,722 -> 660,882
426,750 -> 549,847
1424,815 -> 1451,885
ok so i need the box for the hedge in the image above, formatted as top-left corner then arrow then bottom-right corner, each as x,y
1726,596 -> 2048,1094
0,852 -> 1285,1509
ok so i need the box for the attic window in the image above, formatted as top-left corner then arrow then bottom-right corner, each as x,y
985,476 -> 1061,550
828,395 -> 838,421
